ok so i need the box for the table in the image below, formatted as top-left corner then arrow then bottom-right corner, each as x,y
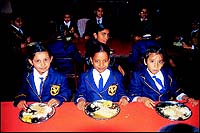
74,38 -> 132,57
1,101 -> 199,132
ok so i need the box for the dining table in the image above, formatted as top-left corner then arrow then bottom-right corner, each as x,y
1,101 -> 199,132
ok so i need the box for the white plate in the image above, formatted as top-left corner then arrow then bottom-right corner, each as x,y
19,102 -> 55,124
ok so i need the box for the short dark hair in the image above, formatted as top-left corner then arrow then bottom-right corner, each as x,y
27,41 -> 51,60
144,46 -> 167,62
94,23 -> 110,34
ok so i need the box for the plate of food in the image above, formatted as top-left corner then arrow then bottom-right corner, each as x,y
19,102 -> 55,124
84,100 -> 120,120
155,101 -> 192,121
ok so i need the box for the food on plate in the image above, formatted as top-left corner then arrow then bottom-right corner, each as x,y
19,102 -> 55,123
155,101 -> 192,121
160,104 -> 191,120
85,100 -> 120,120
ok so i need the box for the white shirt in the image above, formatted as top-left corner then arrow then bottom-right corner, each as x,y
147,69 -> 164,91
11,24 -> 23,34
93,69 -> 110,88
96,17 -> 102,24
33,68 -> 48,95
64,21 -> 71,28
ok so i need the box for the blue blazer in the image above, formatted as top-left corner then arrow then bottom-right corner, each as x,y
14,67 -> 72,106
128,66 -> 184,101
74,67 -> 127,104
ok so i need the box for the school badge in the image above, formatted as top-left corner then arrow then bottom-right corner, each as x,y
108,84 -> 118,96
50,85 -> 60,96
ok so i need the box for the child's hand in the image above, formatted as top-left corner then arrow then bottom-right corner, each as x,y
137,97 -> 155,109
119,97 -> 129,106
48,98 -> 59,107
17,100 -> 27,110
77,98 -> 86,110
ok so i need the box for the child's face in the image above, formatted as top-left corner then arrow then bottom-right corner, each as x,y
96,7 -> 103,18
90,51 -> 110,73
144,53 -> 165,75
28,51 -> 53,75
14,17 -> 23,28
64,14 -> 71,23
94,29 -> 110,44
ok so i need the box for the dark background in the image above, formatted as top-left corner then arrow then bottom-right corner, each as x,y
1,0 -> 199,43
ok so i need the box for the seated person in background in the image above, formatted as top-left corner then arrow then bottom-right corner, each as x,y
130,6 -> 161,43
173,18 -> 199,51
128,46 -> 198,109
58,11 -> 79,42
14,42 -> 72,109
6,14 -> 32,100
83,4 -> 111,40
85,24 -> 125,76
74,41 -> 129,110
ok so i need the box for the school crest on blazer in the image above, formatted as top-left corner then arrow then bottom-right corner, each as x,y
108,84 -> 118,96
50,85 -> 60,96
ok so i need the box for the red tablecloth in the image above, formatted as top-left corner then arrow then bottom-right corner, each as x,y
1,101 -> 199,132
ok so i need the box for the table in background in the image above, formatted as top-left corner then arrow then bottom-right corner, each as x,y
74,38 -> 132,57
1,101 -> 199,132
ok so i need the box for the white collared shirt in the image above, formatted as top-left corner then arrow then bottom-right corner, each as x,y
33,68 -> 48,95
93,68 -> 110,88
11,24 -> 23,34
64,21 -> 71,28
96,17 -> 102,24
147,69 -> 164,91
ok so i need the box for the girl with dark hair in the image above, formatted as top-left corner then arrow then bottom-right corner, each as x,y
74,41 -> 129,110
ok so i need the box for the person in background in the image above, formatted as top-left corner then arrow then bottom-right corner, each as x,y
7,14 -> 32,55
83,4 -> 111,40
14,42 -> 72,110
182,17 -> 200,51
85,24 -> 125,76
4,14 -> 32,100
74,41 -> 129,110
58,11 -> 79,42
128,46 -> 198,109
130,6 -> 162,43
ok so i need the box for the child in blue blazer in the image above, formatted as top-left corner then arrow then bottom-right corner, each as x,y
14,42 -> 72,110
128,46 -> 198,109
74,40 -> 129,110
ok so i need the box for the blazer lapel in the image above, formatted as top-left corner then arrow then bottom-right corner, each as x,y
27,73 -> 38,95
143,70 -> 160,93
